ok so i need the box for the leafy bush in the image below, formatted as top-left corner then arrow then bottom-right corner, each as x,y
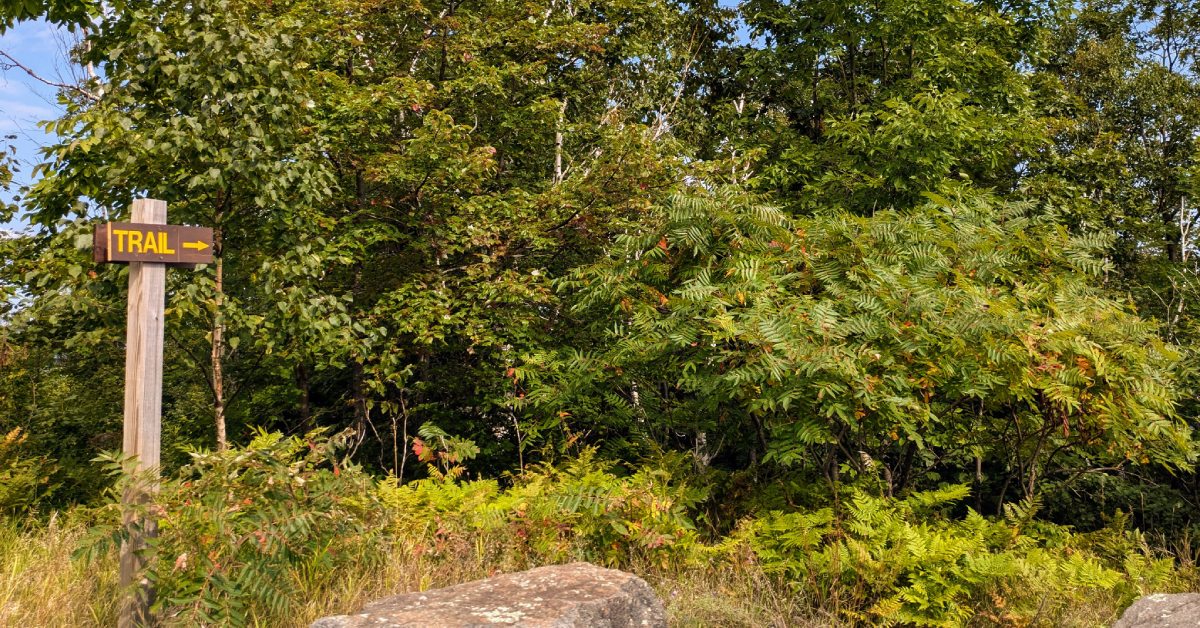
66,432 -> 1193,626
378,448 -> 707,570
549,189 -> 1194,505
728,485 -> 1179,626
83,429 -> 383,625
0,428 -> 58,515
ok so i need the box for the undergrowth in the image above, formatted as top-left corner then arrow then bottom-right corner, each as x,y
0,430 -> 1194,626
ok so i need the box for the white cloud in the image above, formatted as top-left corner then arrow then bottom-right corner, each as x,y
0,98 -> 56,120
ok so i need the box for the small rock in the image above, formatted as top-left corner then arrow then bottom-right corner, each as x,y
310,562 -> 666,627
1114,593 -> 1200,627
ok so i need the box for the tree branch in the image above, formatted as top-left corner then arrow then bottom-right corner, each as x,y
0,48 -> 98,102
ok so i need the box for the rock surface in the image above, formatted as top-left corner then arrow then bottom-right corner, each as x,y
310,562 -> 666,627
1114,593 -> 1200,627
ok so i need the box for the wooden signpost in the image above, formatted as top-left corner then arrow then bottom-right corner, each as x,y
95,199 -> 213,627
94,221 -> 213,266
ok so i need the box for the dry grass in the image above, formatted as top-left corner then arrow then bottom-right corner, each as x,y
0,517 -> 814,627
282,548 -> 812,627
284,559 -> 815,627
279,554 -> 503,626
0,514 -> 118,627
646,566 -> 822,627
0,516 -> 1168,628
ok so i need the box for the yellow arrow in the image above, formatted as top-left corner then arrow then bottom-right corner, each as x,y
183,240 -> 209,252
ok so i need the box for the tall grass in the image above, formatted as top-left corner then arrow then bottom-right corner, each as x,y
0,516 -> 811,627
0,513 -> 1178,627
1,433 -> 1192,627
0,515 -> 1193,626
0,514 -> 117,626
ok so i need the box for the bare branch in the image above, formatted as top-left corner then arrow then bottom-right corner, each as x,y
650,27 -> 703,142
0,48 -> 98,102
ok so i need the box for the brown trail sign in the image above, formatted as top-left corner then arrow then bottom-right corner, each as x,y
94,200 -> 210,627
94,222 -> 213,265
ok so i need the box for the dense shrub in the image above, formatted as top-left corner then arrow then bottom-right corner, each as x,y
60,431 -> 1194,626
552,190 -> 1193,509
379,448 -> 707,570
81,430 -> 384,625
0,428 -> 57,515
728,486 -> 1182,626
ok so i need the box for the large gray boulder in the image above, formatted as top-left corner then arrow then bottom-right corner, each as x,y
1114,593 -> 1200,627
310,562 -> 666,627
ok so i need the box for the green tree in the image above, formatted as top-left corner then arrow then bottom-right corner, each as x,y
0,0 -> 95,30
697,0 -> 1054,215
27,0 -> 335,450
1019,0 -> 1200,531
546,188 -> 1193,513
288,0 -> 730,474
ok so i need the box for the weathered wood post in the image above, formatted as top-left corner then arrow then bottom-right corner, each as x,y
119,198 -> 167,628
94,199 -> 213,627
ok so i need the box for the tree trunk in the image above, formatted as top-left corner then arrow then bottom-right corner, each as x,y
212,223 -> 227,451
350,263 -> 368,437
297,362 -> 312,431
895,440 -> 917,491
351,359 -> 368,437
554,98 -> 567,184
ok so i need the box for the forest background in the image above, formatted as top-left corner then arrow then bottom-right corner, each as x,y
2,0 -> 1200,624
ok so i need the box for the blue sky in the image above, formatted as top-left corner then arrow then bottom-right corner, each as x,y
0,19 -> 69,233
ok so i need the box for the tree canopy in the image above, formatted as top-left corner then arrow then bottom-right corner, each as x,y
2,0 -> 1199,536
